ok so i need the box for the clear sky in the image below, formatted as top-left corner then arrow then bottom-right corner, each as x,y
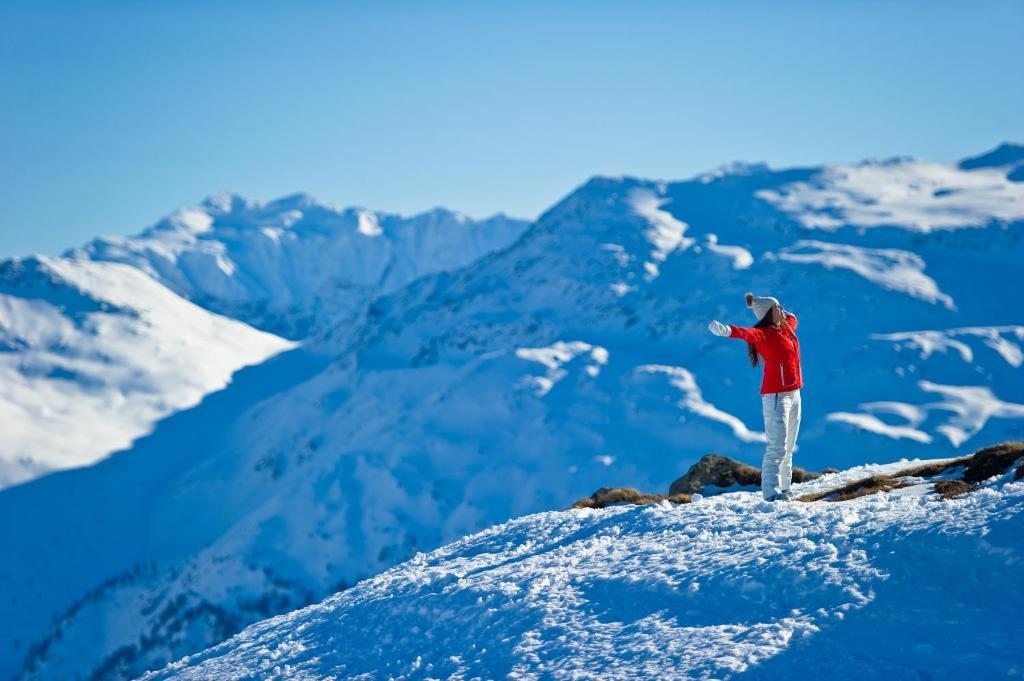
1,0 -> 1021,256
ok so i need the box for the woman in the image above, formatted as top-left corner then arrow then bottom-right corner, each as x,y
708,292 -> 802,502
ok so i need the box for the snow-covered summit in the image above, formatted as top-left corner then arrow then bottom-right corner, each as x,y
145,447 -> 1024,680
67,194 -> 530,338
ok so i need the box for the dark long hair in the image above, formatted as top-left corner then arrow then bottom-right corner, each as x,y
747,310 -> 774,367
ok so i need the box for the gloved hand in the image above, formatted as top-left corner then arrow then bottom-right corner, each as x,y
708,320 -> 731,337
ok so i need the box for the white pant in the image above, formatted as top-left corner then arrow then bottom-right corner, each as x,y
761,389 -> 801,499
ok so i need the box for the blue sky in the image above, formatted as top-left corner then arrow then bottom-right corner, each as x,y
1,0 -> 1021,256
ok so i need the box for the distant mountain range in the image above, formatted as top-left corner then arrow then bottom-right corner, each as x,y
0,200 -> 527,486
1,143 -> 1022,680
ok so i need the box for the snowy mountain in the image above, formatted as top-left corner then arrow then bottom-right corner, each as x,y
67,193 -> 529,338
0,198 -> 528,487
0,255 -> 293,488
2,145 -> 1023,680
144,445 -> 1024,680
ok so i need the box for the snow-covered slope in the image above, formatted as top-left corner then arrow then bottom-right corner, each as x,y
145,453 -> 1024,680
68,193 -> 529,338
2,145 -> 1023,680
0,255 -> 293,487
0,197 -> 527,487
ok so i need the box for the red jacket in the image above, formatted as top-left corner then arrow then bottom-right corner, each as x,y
728,313 -> 803,394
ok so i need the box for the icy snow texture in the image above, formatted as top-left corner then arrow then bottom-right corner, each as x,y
145,460 -> 1024,680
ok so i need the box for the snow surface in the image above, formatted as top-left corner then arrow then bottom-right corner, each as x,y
627,188 -> 695,280
2,146 -> 1023,680
871,325 -> 1024,367
636,365 -> 766,444
0,256 -> 293,487
703,234 -> 754,270
516,341 -> 609,396
771,240 -> 954,309
0,197 -> 527,487
755,159 -> 1024,232
828,381 -> 1024,448
145,459 -> 1024,680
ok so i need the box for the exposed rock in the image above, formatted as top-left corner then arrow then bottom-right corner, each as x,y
895,457 -> 971,479
580,442 -> 1023,511
933,479 -> 979,500
962,441 -> 1024,483
798,474 -> 914,503
669,453 -> 834,496
572,487 -> 691,509
797,442 -> 1023,504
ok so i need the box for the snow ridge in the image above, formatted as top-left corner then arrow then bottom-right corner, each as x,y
144,457 -> 1024,680
0,255 -> 293,486
68,194 -> 529,338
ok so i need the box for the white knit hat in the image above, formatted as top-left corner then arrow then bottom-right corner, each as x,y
745,292 -> 779,321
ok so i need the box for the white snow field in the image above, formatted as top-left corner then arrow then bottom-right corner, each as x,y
144,457 -> 1024,680
1,144 -> 1023,680
0,255 -> 294,487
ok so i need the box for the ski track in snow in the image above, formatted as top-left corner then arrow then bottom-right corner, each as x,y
144,462 -> 1024,680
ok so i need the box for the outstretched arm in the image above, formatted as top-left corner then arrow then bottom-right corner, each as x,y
726,324 -> 766,345
708,320 -> 766,345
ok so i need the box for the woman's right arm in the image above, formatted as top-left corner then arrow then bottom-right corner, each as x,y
709,320 -> 764,344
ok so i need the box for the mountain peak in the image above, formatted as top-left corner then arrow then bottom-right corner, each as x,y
958,142 -> 1024,171
695,160 -> 772,183
264,192 -> 337,213
198,192 -> 253,215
